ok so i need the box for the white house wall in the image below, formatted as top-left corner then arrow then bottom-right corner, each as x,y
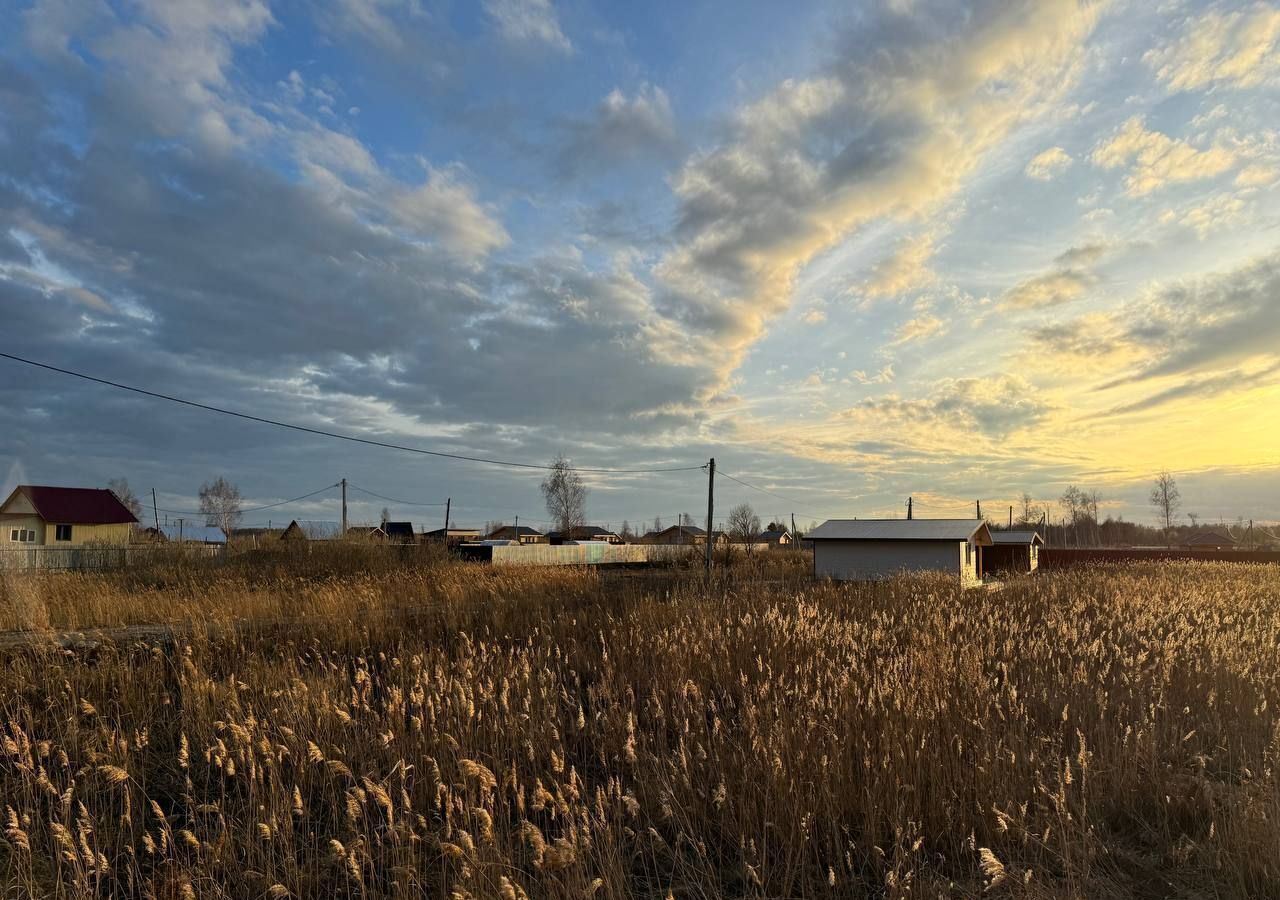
815,539 -> 980,585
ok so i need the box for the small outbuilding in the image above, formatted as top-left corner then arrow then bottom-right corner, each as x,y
1182,530 -> 1237,551
984,530 -> 1044,573
807,518 -> 993,586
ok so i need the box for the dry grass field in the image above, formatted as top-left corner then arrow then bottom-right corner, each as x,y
1,550 -> 1278,898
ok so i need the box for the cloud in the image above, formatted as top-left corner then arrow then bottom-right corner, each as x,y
653,0 -> 1102,389
850,365 -> 895,385
800,308 -> 827,324
843,375 -> 1051,439
1000,243 -> 1109,310
483,0 -> 571,53
1109,245 -> 1280,383
1144,3 -> 1280,92
1235,163 -> 1278,187
862,231 -> 938,298
1090,116 -> 1234,196
1025,146 -> 1073,180
1027,315 -> 1131,360
890,314 -> 945,345
1107,361 -> 1280,416
557,84 -> 679,177
1161,191 -> 1247,239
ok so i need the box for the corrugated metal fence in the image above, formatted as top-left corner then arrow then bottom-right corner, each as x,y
0,545 -> 224,572
1040,548 -> 1280,568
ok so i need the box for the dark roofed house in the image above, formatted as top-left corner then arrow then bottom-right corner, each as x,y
383,521 -> 416,543
1183,530 -> 1237,551
485,525 -> 546,544
641,524 -> 727,546
347,525 -> 388,540
550,524 -> 624,545
423,527 -> 482,547
1,485 -> 137,547
758,527 -> 792,547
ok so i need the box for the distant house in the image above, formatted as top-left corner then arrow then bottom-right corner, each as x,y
641,524 -> 727,546
548,526 -> 623,544
758,527 -> 792,547
382,521 -> 416,543
347,525 -> 388,541
1183,530 -> 1237,551
984,530 -> 1044,573
807,518 -> 993,586
1,485 -> 138,547
485,525 -> 546,544
422,527 -> 482,546
280,520 -> 309,541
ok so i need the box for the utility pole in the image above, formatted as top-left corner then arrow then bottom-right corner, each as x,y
340,478 -> 348,537
176,518 -> 184,544
704,458 -> 716,572
907,496 -> 913,520
151,488 -> 160,531
444,497 -> 451,532
514,514 -> 519,543
791,513 -> 798,552
1009,505 -> 1013,529
976,499 -> 982,520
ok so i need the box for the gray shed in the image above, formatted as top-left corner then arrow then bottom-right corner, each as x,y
807,518 -> 993,585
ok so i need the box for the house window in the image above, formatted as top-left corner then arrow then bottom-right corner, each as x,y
9,529 -> 36,543
55,524 -> 73,542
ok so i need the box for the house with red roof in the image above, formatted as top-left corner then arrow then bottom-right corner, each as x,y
1,485 -> 138,547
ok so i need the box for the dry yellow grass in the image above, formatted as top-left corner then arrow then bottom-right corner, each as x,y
1,553 -> 1278,898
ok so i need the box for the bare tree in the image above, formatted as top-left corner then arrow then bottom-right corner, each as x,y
199,477 -> 243,535
726,503 -> 760,545
380,507 -> 391,525
1018,492 -> 1037,525
619,519 -> 634,542
651,516 -> 663,534
1149,470 -> 1181,543
1188,512 -> 1199,528
107,478 -> 143,522
541,455 -> 588,536
483,520 -> 507,538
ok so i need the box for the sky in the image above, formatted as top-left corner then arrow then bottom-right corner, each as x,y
2,0 -> 1279,533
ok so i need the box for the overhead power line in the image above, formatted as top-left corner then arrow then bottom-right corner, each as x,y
716,469 -> 835,520
0,352 -> 706,474
347,483 -> 447,506
155,482 -> 340,516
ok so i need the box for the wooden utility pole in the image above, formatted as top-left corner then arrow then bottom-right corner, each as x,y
151,488 -> 160,530
1009,505 -> 1013,528
340,478 -> 348,536
907,496 -> 913,520
176,518 -> 184,544
514,515 -> 519,542
704,458 -> 716,571
976,499 -> 982,520
444,497 -> 451,532
791,513 -> 798,552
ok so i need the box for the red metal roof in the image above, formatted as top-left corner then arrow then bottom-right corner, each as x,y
10,485 -> 139,525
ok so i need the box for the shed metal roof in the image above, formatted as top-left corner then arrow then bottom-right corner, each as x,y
808,518 -> 991,543
990,530 -> 1044,545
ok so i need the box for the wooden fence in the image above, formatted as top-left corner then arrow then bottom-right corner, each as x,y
1040,548 -> 1280,569
0,545 -> 224,572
